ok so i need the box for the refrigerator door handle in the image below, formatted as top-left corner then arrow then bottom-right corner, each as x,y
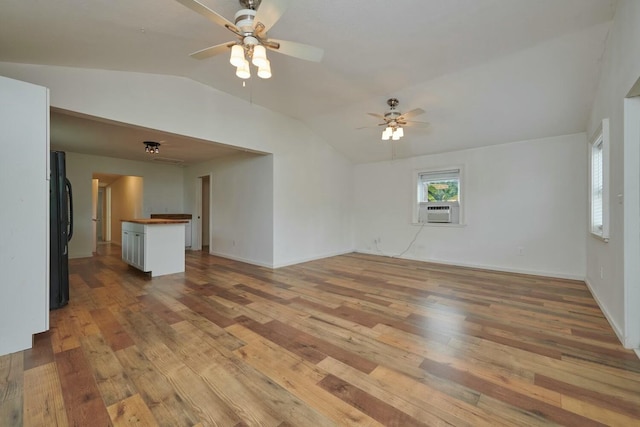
65,178 -> 73,241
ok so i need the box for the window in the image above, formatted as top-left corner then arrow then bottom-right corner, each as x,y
589,119 -> 609,241
414,168 -> 462,224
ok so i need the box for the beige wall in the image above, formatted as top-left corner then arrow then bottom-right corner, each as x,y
109,176 -> 143,245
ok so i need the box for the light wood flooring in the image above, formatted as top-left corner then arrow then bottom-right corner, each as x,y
2,245 -> 640,426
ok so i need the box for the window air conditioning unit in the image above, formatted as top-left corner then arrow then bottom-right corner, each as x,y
426,205 -> 451,223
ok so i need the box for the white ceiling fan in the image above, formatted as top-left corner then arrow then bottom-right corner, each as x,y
362,98 -> 429,140
175,0 -> 324,79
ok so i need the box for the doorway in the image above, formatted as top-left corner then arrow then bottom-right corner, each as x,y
202,175 -> 210,252
92,173 -> 143,251
97,187 -> 104,242
195,174 -> 212,253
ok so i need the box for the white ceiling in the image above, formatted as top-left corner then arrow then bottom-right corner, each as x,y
0,0 -> 616,164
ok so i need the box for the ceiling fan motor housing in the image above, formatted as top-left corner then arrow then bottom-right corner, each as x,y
235,9 -> 257,34
239,0 -> 261,9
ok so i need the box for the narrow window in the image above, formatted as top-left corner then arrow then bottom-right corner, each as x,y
590,119 -> 609,240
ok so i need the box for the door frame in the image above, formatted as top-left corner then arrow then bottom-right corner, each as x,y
194,173 -> 213,252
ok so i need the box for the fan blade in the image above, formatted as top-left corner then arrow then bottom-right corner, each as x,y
367,113 -> 385,119
175,0 -> 238,32
403,120 -> 430,128
190,42 -> 234,60
357,123 -> 388,130
255,0 -> 291,33
266,39 -> 324,62
399,108 -> 425,120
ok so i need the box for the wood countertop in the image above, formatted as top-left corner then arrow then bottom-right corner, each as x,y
150,214 -> 192,220
122,219 -> 189,224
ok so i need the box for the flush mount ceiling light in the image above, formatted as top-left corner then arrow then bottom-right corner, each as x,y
175,0 -> 324,81
143,141 -> 160,154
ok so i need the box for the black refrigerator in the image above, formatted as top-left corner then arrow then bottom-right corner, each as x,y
50,151 -> 73,310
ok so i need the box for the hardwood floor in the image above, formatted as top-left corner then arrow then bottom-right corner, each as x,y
2,246 -> 640,426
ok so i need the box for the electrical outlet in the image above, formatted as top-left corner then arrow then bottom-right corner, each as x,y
517,246 -> 524,256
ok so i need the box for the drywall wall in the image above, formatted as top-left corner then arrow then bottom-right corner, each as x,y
354,133 -> 587,279
0,76 -> 49,355
586,0 -> 640,348
0,63 -> 354,267
109,175 -> 143,245
184,153 -> 274,266
65,152 -> 184,258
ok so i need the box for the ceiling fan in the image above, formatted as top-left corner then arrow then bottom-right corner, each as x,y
363,98 -> 429,140
175,0 -> 324,79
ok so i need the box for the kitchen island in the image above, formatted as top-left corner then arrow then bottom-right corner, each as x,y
121,219 -> 187,277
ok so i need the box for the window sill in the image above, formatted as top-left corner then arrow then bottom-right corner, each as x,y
411,222 -> 467,228
590,232 -> 609,243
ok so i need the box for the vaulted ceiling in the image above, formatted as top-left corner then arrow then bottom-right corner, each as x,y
0,0 -> 616,164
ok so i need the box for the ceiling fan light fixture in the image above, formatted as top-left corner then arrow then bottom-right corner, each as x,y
236,59 -> 251,79
229,44 -> 245,67
382,127 -> 392,140
391,132 -> 401,141
252,45 -> 268,68
257,59 -> 272,79
395,127 -> 404,138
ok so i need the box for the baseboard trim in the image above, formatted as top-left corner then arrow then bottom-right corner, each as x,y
584,277 -> 627,348
273,249 -> 355,269
206,249 -> 356,269
209,250 -> 273,268
355,249 -> 584,281
69,252 -> 94,259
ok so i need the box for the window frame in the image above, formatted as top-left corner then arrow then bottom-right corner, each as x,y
412,166 -> 465,226
589,118 -> 610,242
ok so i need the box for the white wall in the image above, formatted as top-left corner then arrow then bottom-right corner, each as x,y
0,76 -> 49,355
109,175 -> 143,245
273,135 -> 354,267
354,133 -> 587,279
0,63 -> 355,267
65,152 -> 184,258
586,0 -> 640,348
184,153 -> 274,267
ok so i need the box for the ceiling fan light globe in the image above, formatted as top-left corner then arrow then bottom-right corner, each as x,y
396,127 -> 404,138
230,44 -> 245,67
252,45 -> 268,67
236,60 -> 251,79
257,60 -> 272,79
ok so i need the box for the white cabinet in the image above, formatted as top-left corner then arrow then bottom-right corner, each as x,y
122,221 -> 185,277
122,222 -> 145,271
184,220 -> 192,248
150,214 -> 192,248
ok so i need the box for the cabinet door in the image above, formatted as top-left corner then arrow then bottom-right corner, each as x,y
133,232 -> 145,270
122,231 -> 130,263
